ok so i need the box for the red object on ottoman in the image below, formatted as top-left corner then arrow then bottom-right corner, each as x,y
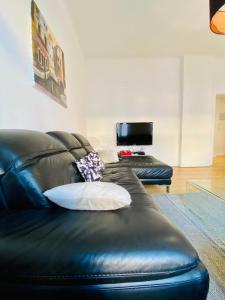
119,150 -> 132,157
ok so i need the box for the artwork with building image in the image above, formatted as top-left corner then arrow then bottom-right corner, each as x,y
31,0 -> 67,107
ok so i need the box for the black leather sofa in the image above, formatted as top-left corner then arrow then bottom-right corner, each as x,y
0,130 -> 209,300
70,133 -> 173,190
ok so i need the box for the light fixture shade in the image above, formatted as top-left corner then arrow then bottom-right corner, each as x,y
210,0 -> 225,34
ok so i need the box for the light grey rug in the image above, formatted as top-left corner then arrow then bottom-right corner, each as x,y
152,192 -> 225,300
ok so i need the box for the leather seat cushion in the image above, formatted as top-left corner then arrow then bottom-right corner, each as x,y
103,167 -> 146,194
107,156 -> 173,179
102,167 -> 157,209
0,204 -> 199,285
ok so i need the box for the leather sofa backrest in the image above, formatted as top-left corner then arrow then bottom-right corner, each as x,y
47,131 -> 94,159
0,130 -> 79,209
72,133 -> 94,153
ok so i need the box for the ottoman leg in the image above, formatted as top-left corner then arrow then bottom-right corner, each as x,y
166,186 -> 170,193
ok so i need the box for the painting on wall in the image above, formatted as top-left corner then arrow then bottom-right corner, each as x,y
31,0 -> 67,107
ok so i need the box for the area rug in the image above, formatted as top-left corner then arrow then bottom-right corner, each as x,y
152,192 -> 225,300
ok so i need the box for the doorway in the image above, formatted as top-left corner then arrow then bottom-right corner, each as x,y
213,95 -> 225,163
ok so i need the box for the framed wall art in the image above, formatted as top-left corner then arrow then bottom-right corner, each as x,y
31,0 -> 67,107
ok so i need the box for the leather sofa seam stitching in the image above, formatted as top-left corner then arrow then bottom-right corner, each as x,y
13,263 -> 199,279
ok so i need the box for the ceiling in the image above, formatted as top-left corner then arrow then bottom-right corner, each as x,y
66,0 -> 225,58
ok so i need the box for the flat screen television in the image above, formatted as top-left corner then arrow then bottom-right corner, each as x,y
116,122 -> 153,146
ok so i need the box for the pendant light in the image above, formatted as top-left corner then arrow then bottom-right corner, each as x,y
210,0 -> 225,34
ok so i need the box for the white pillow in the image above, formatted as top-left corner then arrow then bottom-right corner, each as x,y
98,149 -> 119,164
44,182 -> 131,211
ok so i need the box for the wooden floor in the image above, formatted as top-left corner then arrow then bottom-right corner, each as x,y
144,156 -> 225,195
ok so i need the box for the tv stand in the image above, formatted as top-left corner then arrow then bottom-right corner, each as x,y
132,151 -> 145,156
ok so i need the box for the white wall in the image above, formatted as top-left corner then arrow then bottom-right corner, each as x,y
0,0 -> 86,134
85,59 -> 182,166
180,56 -> 215,167
86,56 -> 225,167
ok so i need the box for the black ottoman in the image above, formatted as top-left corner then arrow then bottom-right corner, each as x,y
107,155 -> 173,192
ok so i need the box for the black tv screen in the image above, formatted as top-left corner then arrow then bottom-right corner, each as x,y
116,122 -> 153,146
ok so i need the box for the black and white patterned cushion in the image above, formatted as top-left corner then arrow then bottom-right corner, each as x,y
87,151 -> 105,172
75,151 -> 105,182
